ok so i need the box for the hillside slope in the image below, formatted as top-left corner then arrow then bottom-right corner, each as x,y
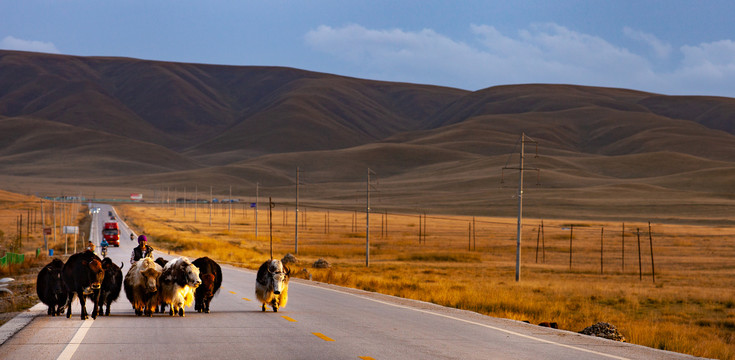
0,50 -> 466,154
1,50 -> 734,223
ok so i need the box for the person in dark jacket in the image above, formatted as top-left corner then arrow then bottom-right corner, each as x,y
130,235 -> 154,264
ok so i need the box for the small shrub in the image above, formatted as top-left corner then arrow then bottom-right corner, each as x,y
398,252 -> 481,262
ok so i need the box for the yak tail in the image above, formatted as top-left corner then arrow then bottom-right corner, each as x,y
278,286 -> 288,309
182,287 -> 195,307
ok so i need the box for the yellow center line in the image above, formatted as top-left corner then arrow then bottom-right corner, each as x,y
241,297 -> 251,301
281,316 -> 297,322
312,332 -> 335,342
229,291 -> 237,295
359,357 -> 376,360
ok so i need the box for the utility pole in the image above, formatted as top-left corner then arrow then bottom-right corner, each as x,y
255,182 -> 259,238
41,199 -> 47,252
269,197 -> 274,259
648,222 -> 656,283
366,168 -> 377,267
209,186 -> 212,226
294,167 -> 299,254
52,198 -> 57,249
502,133 -> 539,282
27,208 -> 30,244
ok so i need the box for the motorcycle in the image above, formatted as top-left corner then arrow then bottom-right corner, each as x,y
101,245 -> 108,258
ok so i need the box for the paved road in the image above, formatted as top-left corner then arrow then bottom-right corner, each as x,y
0,204 -> 702,359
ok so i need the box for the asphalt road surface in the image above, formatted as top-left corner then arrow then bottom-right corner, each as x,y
0,204 -> 702,359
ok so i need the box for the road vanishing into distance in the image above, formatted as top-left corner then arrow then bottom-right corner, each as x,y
0,204 -> 700,360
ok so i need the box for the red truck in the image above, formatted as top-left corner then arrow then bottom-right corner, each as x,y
103,222 -> 120,247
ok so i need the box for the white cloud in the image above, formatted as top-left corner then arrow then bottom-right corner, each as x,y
0,36 -> 60,54
305,24 -> 493,88
623,27 -> 672,59
305,23 -> 735,97
517,23 -> 650,78
465,23 -> 653,86
668,40 -> 735,95
470,24 -> 539,58
305,24 -> 477,69
680,39 -> 735,68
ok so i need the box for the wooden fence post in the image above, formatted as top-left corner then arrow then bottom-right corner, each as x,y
418,212 -> 422,244
380,212 -> 384,238
536,224 -> 541,263
569,224 -> 574,270
269,197 -> 273,259
468,222 -> 471,251
20,213 -> 24,250
600,227 -> 604,274
472,216 -> 476,251
385,210 -> 388,238
27,209 -> 31,244
541,220 -> 545,263
423,212 -> 427,244
637,228 -> 642,281
621,222 -> 625,273
648,222 -> 656,283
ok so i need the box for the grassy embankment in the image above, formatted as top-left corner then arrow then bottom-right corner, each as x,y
120,203 -> 733,359
0,191 -> 90,324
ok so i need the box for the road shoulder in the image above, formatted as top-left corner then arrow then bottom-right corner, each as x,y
0,302 -> 45,345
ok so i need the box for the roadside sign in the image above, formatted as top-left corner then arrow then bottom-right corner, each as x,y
43,227 -> 52,235
63,226 -> 79,234
250,203 -> 257,208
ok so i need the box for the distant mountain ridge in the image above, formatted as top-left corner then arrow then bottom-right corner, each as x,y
1,50 -> 734,223
0,50 -> 466,153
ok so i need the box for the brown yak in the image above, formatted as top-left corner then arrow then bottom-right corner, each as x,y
124,257 -> 162,316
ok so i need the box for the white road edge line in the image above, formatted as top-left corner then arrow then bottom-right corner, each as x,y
298,281 -> 630,360
56,319 -> 93,360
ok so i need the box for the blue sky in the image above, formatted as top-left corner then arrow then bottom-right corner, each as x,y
2,1 -> 735,97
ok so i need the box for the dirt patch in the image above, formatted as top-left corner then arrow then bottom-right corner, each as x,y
0,259 -> 47,327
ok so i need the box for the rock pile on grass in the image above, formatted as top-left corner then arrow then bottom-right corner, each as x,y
579,322 -> 626,342
281,253 -> 297,265
313,258 -> 330,268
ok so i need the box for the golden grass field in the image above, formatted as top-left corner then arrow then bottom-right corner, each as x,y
0,190 -> 733,358
107,201 -> 735,359
3,52 -> 735,358
0,191 -> 90,324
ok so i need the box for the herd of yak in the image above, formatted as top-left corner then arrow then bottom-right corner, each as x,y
35,250 -> 291,320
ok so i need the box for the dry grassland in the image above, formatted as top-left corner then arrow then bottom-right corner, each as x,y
0,192 -> 90,325
64,203 -> 735,358
0,191 -> 86,256
0,198 -> 86,257
0,193 -> 733,358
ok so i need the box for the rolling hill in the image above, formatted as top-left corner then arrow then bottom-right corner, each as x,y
1,49 -> 734,224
